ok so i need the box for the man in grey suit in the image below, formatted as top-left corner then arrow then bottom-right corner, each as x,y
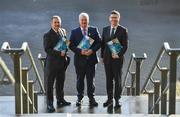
101,10 -> 128,108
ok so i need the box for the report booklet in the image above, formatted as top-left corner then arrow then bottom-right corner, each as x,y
107,38 -> 122,56
77,35 -> 94,50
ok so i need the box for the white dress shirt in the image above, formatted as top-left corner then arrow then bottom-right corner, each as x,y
80,27 -> 88,36
110,25 -> 118,35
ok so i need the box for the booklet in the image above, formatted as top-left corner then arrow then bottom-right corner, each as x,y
107,38 -> 122,56
77,35 -> 94,50
54,37 -> 70,53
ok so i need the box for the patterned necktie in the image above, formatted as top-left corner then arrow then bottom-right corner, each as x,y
110,27 -> 115,38
57,31 -> 61,37
83,29 -> 87,36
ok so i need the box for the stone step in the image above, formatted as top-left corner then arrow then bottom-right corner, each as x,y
0,113 -> 168,117
0,96 -> 180,116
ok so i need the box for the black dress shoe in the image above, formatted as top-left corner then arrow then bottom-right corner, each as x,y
57,99 -> 71,107
114,100 -> 121,108
103,99 -> 113,107
76,99 -> 82,106
47,104 -> 55,113
89,98 -> 98,107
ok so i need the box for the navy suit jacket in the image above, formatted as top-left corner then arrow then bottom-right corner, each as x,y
101,25 -> 128,64
69,26 -> 101,67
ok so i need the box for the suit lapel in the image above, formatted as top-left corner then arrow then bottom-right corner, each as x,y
88,27 -> 90,37
114,25 -> 120,37
78,27 -> 84,40
107,26 -> 111,41
50,28 -> 60,39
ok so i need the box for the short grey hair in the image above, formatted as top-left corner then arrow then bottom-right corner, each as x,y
51,15 -> 61,24
79,12 -> 89,22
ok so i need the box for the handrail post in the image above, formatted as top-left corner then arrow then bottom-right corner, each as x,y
22,67 -> 29,114
132,87 -> 136,96
160,67 -> 168,115
133,53 -> 147,95
14,53 -> 23,114
126,86 -> 131,96
34,91 -> 38,113
147,90 -> 154,114
169,52 -> 178,115
135,59 -> 141,96
154,80 -> 160,114
38,53 -> 46,93
131,72 -> 136,96
28,80 -> 34,113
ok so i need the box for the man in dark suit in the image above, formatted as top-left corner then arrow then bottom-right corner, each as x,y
101,10 -> 128,108
69,12 -> 101,107
43,16 -> 71,113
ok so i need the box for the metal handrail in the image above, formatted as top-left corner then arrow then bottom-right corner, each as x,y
145,42 -> 180,115
1,42 -> 45,94
122,53 -> 147,95
141,46 -> 165,93
141,42 -> 180,93
149,83 -> 169,113
122,54 -> 133,93
0,57 -> 15,84
37,53 -> 46,69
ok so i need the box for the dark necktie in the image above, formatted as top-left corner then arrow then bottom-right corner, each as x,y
110,27 -> 115,39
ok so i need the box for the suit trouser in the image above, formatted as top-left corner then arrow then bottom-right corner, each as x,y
45,66 -> 65,104
104,59 -> 123,101
75,63 -> 96,100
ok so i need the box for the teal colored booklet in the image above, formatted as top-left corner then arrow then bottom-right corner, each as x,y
77,35 -> 94,50
107,38 -> 122,56
54,37 -> 70,53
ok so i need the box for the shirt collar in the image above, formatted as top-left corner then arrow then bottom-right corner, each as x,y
111,25 -> 118,30
80,27 -> 88,31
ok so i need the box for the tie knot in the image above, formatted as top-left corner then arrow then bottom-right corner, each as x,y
83,29 -> 87,36
112,28 -> 115,33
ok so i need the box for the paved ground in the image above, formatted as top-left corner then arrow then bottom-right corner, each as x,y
0,0 -> 180,96
0,96 -> 180,115
0,96 -> 167,114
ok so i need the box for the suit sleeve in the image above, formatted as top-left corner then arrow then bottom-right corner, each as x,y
101,28 -> 105,58
91,27 -> 101,52
69,30 -> 82,55
118,28 -> 128,57
43,33 -> 60,57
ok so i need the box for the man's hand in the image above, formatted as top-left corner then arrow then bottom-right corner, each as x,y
81,49 -> 87,55
61,52 -> 65,57
112,53 -> 119,59
85,49 -> 93,56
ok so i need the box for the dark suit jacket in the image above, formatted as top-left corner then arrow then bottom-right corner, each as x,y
101,25 -> 128,64
43,28 -> 66,70
69,26 -> 101,67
